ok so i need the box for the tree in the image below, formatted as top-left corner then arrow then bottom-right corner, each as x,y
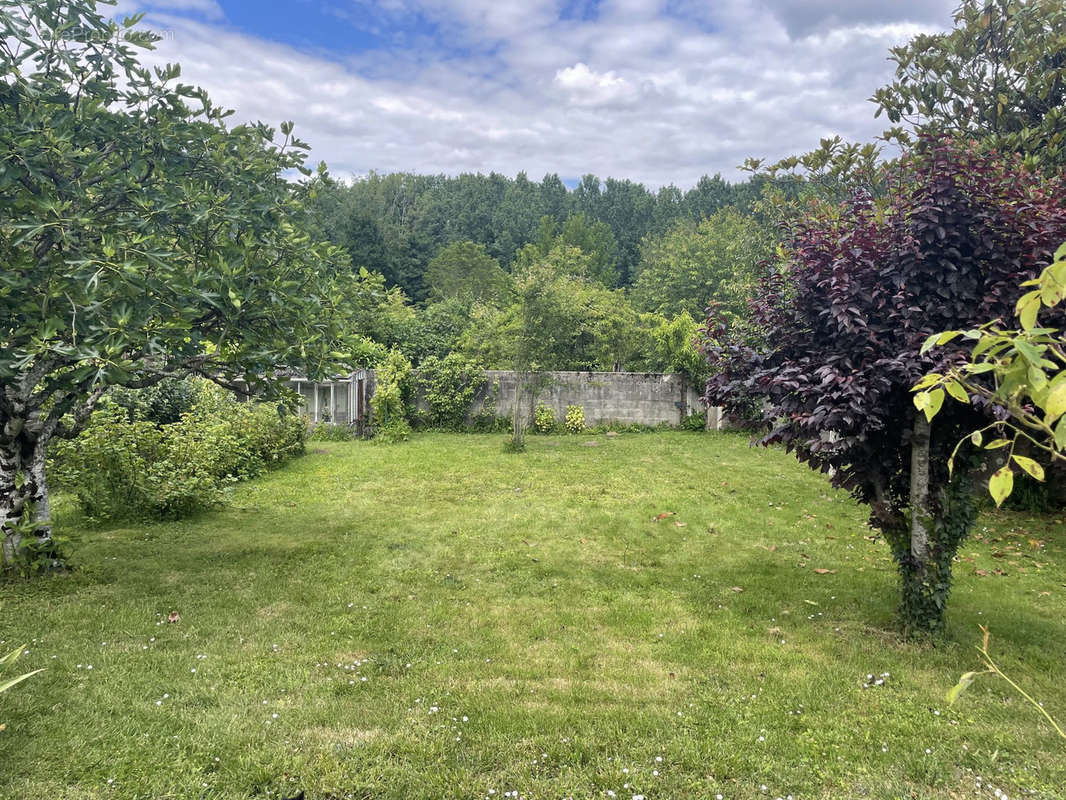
518,214 -> 619,287
557,214 -> 619,288
653,311 -> 708,389
424,240 -> 512,305
873,0 -> 1066,169
0,1 -> 351,566
632,209 -> 774,320
705,137 -> 1066,634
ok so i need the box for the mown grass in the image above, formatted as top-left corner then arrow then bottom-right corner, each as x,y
1,431 -> 1065,800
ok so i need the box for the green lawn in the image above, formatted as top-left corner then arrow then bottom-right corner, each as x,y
2,432 -> 1065,799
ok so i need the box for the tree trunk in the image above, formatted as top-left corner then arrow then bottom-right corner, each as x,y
909,411 -> 932,570
1,424 -> 56,568
896,409 -> 940,633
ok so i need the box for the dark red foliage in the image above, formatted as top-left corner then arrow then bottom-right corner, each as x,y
704,137 -> 1066,522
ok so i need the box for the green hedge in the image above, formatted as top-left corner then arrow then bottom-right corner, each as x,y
51,382 -> 305,521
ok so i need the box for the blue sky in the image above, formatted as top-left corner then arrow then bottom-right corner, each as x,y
121,0 -> 956,187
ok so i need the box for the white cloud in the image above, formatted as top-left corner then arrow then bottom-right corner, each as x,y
554,62 -> 635,106
124,0 -> 954,187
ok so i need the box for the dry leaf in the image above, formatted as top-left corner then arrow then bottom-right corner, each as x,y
731,586 -> 744,593
167,611 -> 180,623
769,545 -> 777,552
653,512 -> 675,521
812,568 -> 836,575
674,521 -> 687,527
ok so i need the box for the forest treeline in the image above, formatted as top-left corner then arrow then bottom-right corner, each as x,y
304,169 -> 788,377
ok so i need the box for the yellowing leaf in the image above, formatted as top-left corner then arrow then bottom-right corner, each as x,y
944,380 -> 969,404
989,466 -> 1014,507
1011,455 -> 1045,482
1016,290 -> 1040,330
921,388 -> 944,422
1044,380 -> 1066,421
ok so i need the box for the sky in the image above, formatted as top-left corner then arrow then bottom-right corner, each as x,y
115,0 -> 958,188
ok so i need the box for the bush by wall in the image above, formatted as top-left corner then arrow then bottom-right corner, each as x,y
564,405 -> 585,433
50,382 -> 305,521
533,403 -> 557,434
369,348 -> 414,442
415,353 -> 486,430
308,423 -> 359,441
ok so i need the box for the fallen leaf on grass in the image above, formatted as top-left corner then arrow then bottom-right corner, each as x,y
812,568 -> 836,575
653,512 -> 675,521
167,611 -> 180,623
731,586 -> 744,593
803,600 -> 819,606
674,521 -> 686,527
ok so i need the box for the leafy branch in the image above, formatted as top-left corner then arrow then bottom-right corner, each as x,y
914,241 -> 1066,505
947,626 -> 1065,740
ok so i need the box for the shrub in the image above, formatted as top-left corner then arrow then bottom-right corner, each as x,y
416,353 -> 486,430
680,411 -> 707,431
564,405 -> 585,433
109,377 -> 196,425
532,403 -> 557,434
370,348 -> 413,442
309,423 -> 359,441
50,385 -> 306,521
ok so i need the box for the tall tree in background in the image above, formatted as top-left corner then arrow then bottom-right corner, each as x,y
0,0 -> 351,565
873,0 -> 1066,169
632,209 -> 773,320
424,240 -> 512,305
705,138 -> 1066,634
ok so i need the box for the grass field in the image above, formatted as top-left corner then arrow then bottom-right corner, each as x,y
1,432 -> 1065,799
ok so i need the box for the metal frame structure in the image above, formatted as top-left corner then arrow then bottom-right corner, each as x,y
289,369 -> 368,430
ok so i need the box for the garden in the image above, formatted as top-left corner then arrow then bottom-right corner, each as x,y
4,2 -> 1066,798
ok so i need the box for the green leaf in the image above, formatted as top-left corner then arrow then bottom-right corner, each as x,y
912,373 -> 942,391
984,439 -> 1011,449
1012,455 -> 1045,482
0,669 -> 45,695
970,430 -> 983,446
946,671 -> 979,705
1015,340 -> 1044,365
989,466 -> 1015,507
920,332 -> 943,354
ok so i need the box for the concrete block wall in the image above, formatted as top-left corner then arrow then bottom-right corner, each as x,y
471,370 -> 716,427
296,369 -> 727,430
